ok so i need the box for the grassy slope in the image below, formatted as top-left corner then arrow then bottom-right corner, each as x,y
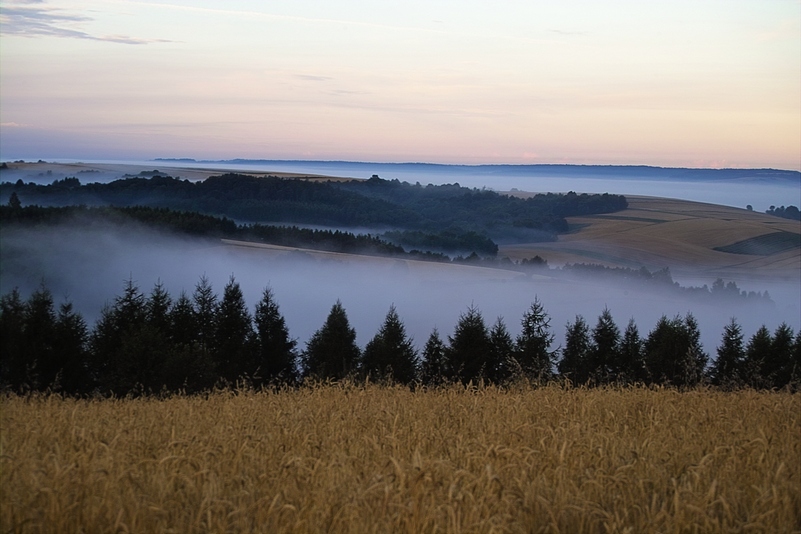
500,196 -> 801,281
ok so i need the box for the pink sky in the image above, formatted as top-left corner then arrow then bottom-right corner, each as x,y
1,0 -> 799,170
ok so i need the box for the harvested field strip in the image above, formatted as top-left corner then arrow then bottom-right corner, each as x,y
714,231 -> 801,256
2,387 -> 799,533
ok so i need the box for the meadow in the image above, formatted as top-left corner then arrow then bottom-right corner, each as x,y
2,385 -> 799,533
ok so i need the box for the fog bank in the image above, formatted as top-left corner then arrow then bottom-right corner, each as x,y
2,222 -> 798,357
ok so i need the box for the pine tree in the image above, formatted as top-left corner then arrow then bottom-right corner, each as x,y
709,318 -> 745,389
591,307 -> 620,383
515,298 -> 555,382
361,305 -> 417,385
559,315 -> 592,385
446,305 -> 491,384
303,300 -> 360,381
420,328 -> 447,386
254,287 -> 298,384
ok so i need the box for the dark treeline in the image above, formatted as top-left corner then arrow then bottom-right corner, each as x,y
765,204 -> 801,221
1,173 -> 627,243
2,279 -> 798,396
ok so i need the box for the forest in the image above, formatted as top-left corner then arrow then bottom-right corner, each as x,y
0,173 -> 628,245
1,277 -> 798,396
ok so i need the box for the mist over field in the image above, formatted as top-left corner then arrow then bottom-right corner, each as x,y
2,220 -> 797,358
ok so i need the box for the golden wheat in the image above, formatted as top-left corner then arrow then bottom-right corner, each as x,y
1,385 -> 799,533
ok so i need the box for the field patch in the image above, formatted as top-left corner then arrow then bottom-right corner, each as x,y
714,231 -> 801,256
2,387 -> 798,533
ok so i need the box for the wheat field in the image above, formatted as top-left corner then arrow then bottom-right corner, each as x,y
1,386 -> 799,533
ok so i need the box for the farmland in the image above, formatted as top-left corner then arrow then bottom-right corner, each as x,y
2,386 -> 799,533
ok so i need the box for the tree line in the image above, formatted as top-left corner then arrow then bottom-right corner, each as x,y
0,173 -> 628,243
1,279 -> 798,396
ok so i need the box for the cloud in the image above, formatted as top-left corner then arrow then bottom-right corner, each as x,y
0,4 -> 171,44
295,74 -> 333,82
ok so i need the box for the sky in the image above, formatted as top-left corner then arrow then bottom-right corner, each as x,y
1,0 -> 799,169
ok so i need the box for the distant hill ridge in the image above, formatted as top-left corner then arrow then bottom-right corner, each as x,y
152,159 -> 801,183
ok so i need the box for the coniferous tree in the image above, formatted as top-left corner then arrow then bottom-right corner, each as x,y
52,301 -> 91,394
420,328 -> 447,386
22,285 -> 57,390
515,298 -> 555,382
446,305 -> 492,384
791,330 -> 801,389
303,300 -> 360,381
192,275 -> 217,355
679,314 -> 707,387
644,313 -> 707,387
618,318 -> 646,383
0,288 -> 26,390
559,315 -> 592,385
361,305 -> 417,385
254,287 -> 298,384
489,317 -> 516,384
591,307 -> 620,383
709,318 -> 745,389
767,323 -> 795,389
91,278 -> 153,395
166,290 -> 215,392
213,276 -> 256,383
743,325 -> 773,389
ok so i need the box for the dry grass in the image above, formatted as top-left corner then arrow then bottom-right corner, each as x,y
500,197 -> 801,280
2,386 -> 799,533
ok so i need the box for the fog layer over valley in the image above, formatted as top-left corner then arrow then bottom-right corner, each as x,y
2,220 -> 797,357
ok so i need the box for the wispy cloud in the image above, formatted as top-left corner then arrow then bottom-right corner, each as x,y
0,3 -> 171,44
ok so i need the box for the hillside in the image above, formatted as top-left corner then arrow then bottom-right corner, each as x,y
500,195 -> 801,281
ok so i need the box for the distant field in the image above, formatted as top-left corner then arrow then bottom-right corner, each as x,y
2,387 -> 798,533
501,196 -> 801,281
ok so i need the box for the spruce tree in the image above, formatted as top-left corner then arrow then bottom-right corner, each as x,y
446,305 -> 491,384
515,298 -> 555,382
559,315 -> 592,385
709,318 -> 745,389
767,323 -> 795,388
213,276 -> 256,383
361,305 -> 417,385
420,328 -> 447,386
489,317 -> 516,384
22,285 -> 57,390
0,288 -> 26,390
743,325 -> 773,388
618,318 -> 646,383
192,275 -> 217,355
644,313 -> 707,387
52,301 -> 90,394
254,287 -> 298,384
591,307 -> 620,383
303,300 -> 360,381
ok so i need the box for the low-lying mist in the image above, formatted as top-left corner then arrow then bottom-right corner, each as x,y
2,220 -> 799,355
